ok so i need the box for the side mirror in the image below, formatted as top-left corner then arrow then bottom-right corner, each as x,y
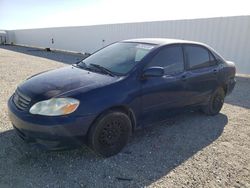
142,67 -> 164,78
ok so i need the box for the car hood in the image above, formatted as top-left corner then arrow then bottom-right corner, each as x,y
18,66 -> 118,100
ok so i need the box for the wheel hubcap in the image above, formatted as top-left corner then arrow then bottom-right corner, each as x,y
99,120 -> 124,146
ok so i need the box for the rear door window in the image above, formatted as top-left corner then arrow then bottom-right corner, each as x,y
185,45 -> 216,69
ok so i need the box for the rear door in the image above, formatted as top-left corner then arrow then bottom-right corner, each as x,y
182,44 -> 220,105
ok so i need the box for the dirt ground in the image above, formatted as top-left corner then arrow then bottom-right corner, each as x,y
0,45 -> 249,188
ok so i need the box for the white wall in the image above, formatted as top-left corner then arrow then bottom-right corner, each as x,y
7,16 -> 250,74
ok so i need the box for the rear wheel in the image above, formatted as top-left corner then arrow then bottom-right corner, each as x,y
88,111 -> 132,157
202,88 -> 225,116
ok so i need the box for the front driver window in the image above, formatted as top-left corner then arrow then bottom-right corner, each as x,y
146,45 -> 184,74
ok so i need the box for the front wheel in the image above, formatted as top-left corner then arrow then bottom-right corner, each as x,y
202,88 -> 225,116
88,111 -> 132,157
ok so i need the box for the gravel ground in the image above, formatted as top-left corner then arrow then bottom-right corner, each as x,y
0,45 -> 250,188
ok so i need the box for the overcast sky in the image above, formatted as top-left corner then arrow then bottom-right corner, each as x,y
0,0 -> 250,30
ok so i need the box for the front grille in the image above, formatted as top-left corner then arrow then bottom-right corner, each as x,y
13,89 -> 31,111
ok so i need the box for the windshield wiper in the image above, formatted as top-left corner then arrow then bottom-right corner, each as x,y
89,63 -> 115,77
73,62 -> 94,72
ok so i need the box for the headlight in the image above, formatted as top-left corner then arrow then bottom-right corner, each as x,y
29,98 -> 80,116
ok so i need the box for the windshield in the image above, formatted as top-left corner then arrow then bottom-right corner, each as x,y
78,42 -> 155,75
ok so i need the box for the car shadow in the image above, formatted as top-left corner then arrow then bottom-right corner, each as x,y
225,75 -> 250,109
0,111 -> 227,187
0,44 -> 87,65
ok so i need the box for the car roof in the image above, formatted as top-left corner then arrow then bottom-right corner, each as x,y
122,38 -> 206,46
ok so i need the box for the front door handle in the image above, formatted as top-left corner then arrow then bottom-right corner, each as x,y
213,69 -> 218,74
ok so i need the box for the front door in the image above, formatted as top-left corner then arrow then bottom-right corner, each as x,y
140,45 -> 187,126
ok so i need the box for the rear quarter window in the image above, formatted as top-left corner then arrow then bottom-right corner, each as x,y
212,51 -> 225,64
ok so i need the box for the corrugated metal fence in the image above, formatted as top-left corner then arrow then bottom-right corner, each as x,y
7,16 -> 250,74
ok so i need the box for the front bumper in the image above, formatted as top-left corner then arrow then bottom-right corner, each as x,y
8,97 -> 96,150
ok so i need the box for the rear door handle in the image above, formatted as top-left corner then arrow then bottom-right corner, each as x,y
181,74 -> 188,81
213,69 -> 218,74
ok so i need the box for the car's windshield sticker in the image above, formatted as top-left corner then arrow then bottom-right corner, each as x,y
136,44 -> 154,50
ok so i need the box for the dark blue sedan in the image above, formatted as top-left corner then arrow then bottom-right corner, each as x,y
8,38 -> 236,157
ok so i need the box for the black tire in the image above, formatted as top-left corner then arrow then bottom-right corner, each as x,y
88,111 -> 132,157
202,87 -> 225,116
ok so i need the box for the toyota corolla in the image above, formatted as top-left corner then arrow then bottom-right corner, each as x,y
8,38 -> 236,157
